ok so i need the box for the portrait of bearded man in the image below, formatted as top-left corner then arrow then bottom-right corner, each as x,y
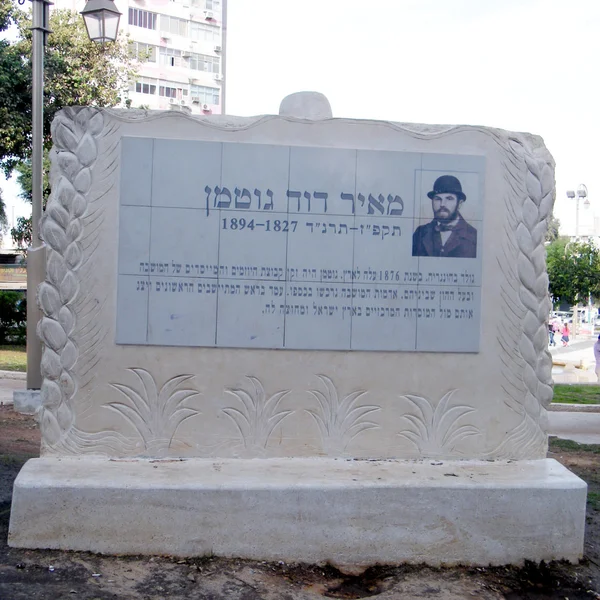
412,174 -> 477,258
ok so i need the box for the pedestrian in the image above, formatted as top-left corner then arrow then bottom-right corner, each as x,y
561,323 -> 570,347
594,335 -> 600,382
553,320 -> 560,338
548,322 -> 555,346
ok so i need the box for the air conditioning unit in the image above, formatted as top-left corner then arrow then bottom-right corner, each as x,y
182,51 -> 191,57
160,32 -> 170,41
191,96 -> 200,103
204,10 -> 213,19
180,100 -> 186,106
169,98 -> 176,104
202,104 -> 209,111
214,74 -> 223,82
214,45 -> 221,53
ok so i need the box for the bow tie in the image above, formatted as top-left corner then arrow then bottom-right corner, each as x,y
435,221 -> 456,232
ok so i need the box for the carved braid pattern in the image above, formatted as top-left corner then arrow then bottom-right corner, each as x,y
38,108 -> 104,448
517,150 -> 554,409
492,140 -> 554,458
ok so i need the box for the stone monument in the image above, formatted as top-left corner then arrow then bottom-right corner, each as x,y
8,92 -> 587,566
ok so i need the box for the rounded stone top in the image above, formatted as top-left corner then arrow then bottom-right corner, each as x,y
278,92 -> 333,120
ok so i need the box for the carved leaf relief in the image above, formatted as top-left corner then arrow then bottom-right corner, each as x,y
305,375 -> 380,455
107,368 -> 200,455
397,390 -> 480,457
222,376 -> 293,456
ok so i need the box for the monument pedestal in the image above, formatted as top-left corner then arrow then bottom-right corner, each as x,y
9,457 -> 586,566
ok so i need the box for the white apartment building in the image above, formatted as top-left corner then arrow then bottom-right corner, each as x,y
53,0 -> 227,115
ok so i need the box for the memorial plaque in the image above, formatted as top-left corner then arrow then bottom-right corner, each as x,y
117,140 -> 484,352
11,98 -> 587,568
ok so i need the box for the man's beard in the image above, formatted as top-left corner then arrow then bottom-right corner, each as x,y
434,208 -> 459,224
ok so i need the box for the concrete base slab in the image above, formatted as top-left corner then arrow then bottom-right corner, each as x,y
8,457 -> 587,566
12,389 -> 41,414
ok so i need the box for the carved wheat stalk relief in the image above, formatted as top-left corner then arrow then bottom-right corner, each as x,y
397,390 -> 480,456
305,375 -> 380,455
107,368 -> 200,455
222,376 -> 293,456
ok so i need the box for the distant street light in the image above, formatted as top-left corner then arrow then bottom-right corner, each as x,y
566,184 -> 590,239
565,184 -> 591,339
81,0 -> 121,44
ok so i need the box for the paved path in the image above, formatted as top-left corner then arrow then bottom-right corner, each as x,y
548,411 -> 600,444
0,376 -> 25,406
550,338 -> 599,383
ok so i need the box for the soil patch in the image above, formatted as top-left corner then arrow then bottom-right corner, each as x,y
0,408 -> 599,599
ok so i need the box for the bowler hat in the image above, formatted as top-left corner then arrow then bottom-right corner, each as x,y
427,175 -> 466,201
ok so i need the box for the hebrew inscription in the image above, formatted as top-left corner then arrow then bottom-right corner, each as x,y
117,138 -> 484,351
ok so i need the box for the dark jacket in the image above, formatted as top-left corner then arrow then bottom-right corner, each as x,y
412,214 -> 477,258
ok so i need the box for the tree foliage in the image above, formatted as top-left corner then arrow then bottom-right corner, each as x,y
0,1 -> 139,246
545,213 -> 561,243
547,238 -> 600,306
1,3 -> 137,173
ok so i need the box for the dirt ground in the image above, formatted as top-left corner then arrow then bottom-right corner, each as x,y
1,405 -> 599,600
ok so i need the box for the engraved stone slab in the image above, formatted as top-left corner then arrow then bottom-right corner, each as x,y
116,140 -> 484,352
9,95 -> 586,567
33,104 -> 554,462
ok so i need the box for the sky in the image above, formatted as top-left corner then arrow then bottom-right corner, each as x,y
2,0 -> 599,239
224,0 -> 600,236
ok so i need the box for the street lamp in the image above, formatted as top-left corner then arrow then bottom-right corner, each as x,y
565,184 -> 591,339
81,0 -> 121,44
23,0 -> 121,393
566,184 -> 590,240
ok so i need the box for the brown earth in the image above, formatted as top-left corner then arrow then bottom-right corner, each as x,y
0,404 -> 599,600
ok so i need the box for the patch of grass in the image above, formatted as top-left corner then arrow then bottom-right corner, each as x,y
0,344 -> 26,372
588,492 -> 600,510
548,436 -> 600,454
552,384 -> 600,405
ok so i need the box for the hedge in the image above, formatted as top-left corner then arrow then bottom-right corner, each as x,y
0,291 -> 26,345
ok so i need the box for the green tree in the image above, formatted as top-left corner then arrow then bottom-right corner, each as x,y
546,238 -> 600,306
545,213 -> 561,243
10,152 -> 50,249
0,2 -> 139,246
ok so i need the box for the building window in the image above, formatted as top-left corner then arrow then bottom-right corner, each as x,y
187,52 -> 219,73
189,21 -> 220,42
130,42 -> 157,63
159,47 -> 182,68
205,0 -> 220,9
160,14 -> 188,37
128,8 -> 157,30
133,77 -> 157,95
159,85 -> 178,98
190,84 -> 220,105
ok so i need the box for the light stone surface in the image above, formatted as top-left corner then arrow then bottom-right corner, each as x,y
12,390 -> 41,415
8,94 -> 586,566
8,457 -> 587,565
278,91 -> 333,120
32,102 -> 555,461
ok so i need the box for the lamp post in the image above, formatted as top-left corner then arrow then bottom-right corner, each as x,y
566,184 -> 590,240
565,184 -> 591,339
25,0 -> 52,390
24,0 -> 121,392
